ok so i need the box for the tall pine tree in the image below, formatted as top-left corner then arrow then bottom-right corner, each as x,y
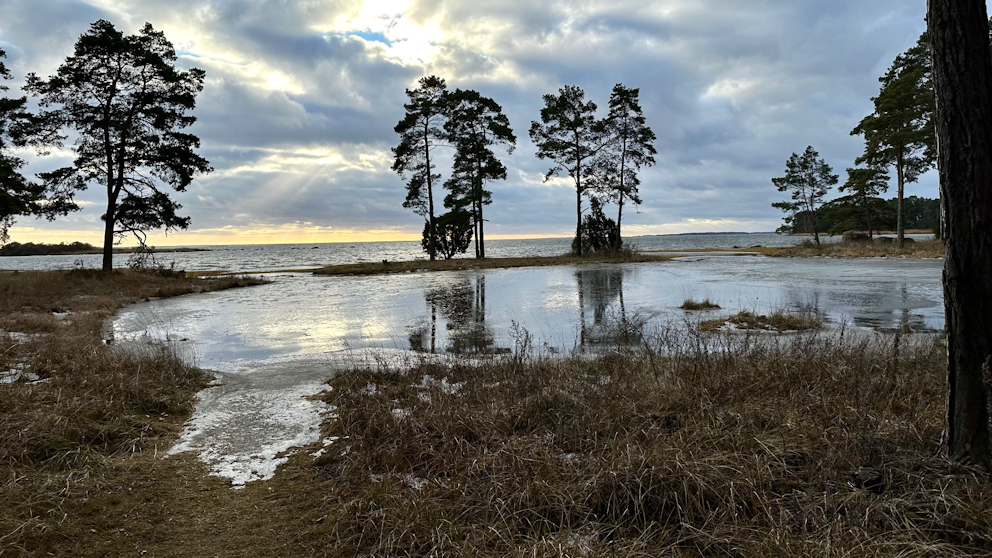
393,76 -> 448,261
590,84 -> 656,251
851,34 -> 935,248
26,20 -> 211,270
529,85 -> 604,256
443,89 -> 515,259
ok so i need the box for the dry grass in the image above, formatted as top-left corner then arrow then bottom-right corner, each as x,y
314,253 -> 670,276
292,332 -> 990,557
699,309 -> 823,332
3,267 -> 987,557
755,239 -> 945,259
680,298 -> 721,311
0,269 -> 269,555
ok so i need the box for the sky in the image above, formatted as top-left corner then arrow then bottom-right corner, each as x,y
0,0 -> 932,246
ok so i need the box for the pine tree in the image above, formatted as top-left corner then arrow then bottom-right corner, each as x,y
393,76 -> 449,261
771,146 -> 838,245
590,84 -> 656,251
838,166 -> 889,237
851,34 -> 934,248
25,20 -> 211,270
443,89 -> 515,259
529,85 -> 605,256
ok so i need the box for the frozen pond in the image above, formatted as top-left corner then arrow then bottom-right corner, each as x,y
112,255 -> 944,485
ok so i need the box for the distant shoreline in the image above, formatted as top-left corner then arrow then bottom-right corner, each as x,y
0,242 -> 211,257
2,232 -> 787,252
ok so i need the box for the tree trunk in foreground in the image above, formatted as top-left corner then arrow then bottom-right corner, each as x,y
928,0 -> 992,466
102,199 -> 115,272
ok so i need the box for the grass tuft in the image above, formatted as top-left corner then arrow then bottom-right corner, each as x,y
760,238 -> 945,258
699,309 -> 823,332
679,298 -> 721,311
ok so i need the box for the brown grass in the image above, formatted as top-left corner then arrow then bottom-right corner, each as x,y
4,268 -> 986,557
699,309 -> 823,332
0,269 -> 269,555
314,253 -> 671,276
754,239 -> 945,259
679,298 -> 721,311
289,333 -> 990,557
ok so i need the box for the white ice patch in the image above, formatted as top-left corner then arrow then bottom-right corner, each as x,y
416,375 -> 465,394
7,332 -> 38,343
310,436 -> 339,458
404,474 -> 429,490
360,383 -> 378,396
167,366 -> 332,488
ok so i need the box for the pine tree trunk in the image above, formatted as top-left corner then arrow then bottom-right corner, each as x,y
616,192 -> 624,253
866,197 -> 873,239
575,156 -> 583,257
102,198 -> 115,272
928,0 -> 992,466
617,138 -> 627,252
896,153 -> 905,249
424,125 -> 436,262
478,197 -> 486,259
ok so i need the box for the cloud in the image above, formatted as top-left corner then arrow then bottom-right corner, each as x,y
0,0 -> 933,244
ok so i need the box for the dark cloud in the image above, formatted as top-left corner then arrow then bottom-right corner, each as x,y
0,0 -> 933,242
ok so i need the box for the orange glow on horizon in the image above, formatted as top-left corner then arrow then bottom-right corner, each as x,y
6,226 -> 573,247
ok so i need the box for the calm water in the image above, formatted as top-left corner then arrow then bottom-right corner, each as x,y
0,232 -> 936,272
111,255 -> 943,486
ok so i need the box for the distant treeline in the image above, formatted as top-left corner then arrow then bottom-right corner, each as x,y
0,241 -> 96,256
779,196 -> 939,235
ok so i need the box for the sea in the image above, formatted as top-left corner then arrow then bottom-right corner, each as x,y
0,232 -> 936,272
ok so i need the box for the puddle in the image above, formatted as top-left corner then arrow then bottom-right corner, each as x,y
112,257 -> 944,486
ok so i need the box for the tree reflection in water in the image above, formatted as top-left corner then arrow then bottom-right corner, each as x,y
408,275 -> 509,355
575,267 -> 643,351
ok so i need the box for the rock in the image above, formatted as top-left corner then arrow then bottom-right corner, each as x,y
842,231 -> 872,244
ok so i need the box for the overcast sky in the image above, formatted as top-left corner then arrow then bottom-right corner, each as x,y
0,0 -> 932,245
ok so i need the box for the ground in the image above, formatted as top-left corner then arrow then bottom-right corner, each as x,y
4,255 -> 990,557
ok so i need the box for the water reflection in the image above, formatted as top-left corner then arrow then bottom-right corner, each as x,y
409,275 -> 509,355
575,267 -> 644,350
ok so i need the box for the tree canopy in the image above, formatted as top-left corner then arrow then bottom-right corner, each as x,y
771,146 -> 837,245
851,32 -> 935,248
443,89 -> 515,259
25,20 -> 210,270
393,75 -> 448,261
529,85 -> 604,256
0,49 -> 78,245
590,84 -> 656,251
